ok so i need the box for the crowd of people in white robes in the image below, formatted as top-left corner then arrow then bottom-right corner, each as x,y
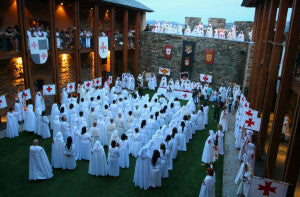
151,21 -> 252,42
4,70 -> 252,196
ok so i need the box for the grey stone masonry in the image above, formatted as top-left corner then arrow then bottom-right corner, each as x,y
185,17 -> 201,29
234,21 -> 254,42
139,32 -> 253,89
208,18 -> 226,29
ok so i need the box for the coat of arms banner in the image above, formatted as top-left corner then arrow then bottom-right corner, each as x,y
181,41 -> 196,73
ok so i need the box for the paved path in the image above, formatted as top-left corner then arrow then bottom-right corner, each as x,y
222,113 -> 240,197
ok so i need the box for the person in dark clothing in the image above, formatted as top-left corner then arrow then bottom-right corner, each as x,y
213,96 -> 223,121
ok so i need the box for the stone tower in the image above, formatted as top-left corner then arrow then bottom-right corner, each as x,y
185,17 -> 201,29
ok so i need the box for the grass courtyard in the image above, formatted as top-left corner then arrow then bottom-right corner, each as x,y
0,89 -> 223,197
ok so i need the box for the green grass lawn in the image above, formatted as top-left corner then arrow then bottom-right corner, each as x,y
0,89 -> 223,197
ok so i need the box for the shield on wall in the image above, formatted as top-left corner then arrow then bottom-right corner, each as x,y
99,36 -> 108,59
29,37 -> 48,64
164,45 -> 173,59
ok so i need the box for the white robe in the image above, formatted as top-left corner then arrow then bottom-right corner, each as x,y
149,158 -> 161,188
201,132 -> 215,164
6,112 -> 19,138
64,143 -> 76,170
108,146 -> 120,176
88,141 -> 108,176
41,116 -> 51,139
51,132 -> 65,168
24,105 -> 36,132
118,140 -> 129,168
29,145 -> 53,180
199,175 -> 215,197
14,102 -> 24,122
217,130 -> 224,155
80,133 -> 92,160
133,147 -> 150,190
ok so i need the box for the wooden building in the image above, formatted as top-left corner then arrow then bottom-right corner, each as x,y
242,0 -> 300,195
0,0 -> 152,113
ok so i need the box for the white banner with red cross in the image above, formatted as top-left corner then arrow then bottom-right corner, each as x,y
67,82 -> 75,93
243,116 -> 261,131
84,81 -> 93,89
0,95 -> 7,109
43,85 -> 56,95
242,108 -> 259,118
108,76 -> 113,84
99,36 -> 108,59
157,87 -> 192,100
18,89 -> 31,101
94,78 -> 102,87
200,74 -> 212,83
249,176 -> 288,197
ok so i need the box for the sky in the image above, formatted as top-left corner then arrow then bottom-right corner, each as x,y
138,0 -> 256,24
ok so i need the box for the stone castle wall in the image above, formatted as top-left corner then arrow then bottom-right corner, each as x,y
139,31 -> 252,89
185,17 -> 201,29
208,18 -> 226,29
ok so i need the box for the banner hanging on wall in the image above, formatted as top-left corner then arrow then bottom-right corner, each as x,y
204,49 -> 215,64
29,37 -> 48,65
164,45 -> 173,59
181,41 -> 196,73
99,36 -> 108,59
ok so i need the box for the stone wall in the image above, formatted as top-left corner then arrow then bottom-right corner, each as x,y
0,58 -> 25,117
139,32 -> 252,88
242,43 -> 254,94
208,18 -> 226,29
234,21 -> 253,42
185,17 -> 201,29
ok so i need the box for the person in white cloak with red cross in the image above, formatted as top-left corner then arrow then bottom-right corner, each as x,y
199,167 -> 215,197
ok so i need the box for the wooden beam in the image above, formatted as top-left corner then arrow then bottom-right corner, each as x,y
257,0 -> 289,160
49,0 -> 59,103
255,0 -> 279,111
134,11 -> 140,78
109,7 -> 115,76
252,5 -> 260,42
16,0 -> 30,89
94,3 -> 99,78
251,0 -> 271,109
74,0 -> 81,84
291,78 -> 300,96
265,0 -> 300,178
248,3 -> 264,104
123,9 -> 129,73
282,96 -> 300,196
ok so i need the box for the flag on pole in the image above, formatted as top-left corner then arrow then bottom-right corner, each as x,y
18,89 -> 31,101
43,85 -> 56,95
99,36 -> 108,59
67,82 -> 75,93
244,116 -> 261,131
94,78 -> 102,87
77,84 -> 82,93
0,95 -> 7,109
200,74 -> 213,83
84,81 -> 93,89
249,176 -> 288,197
108,76 -> 113,84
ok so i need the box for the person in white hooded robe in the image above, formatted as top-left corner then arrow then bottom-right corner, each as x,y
53,115 -> 61,139
79,126 -> 92,160
35,92 -> 45,111
51,132 -> 65,168
97,117 -> 108,146
29,139 -> 53,180
199,167 -> 215,197
50,104 -> 59,130
236,162 -> 252,197
115,113 -> 125,136
216,124 -> 224,155
89,122 -> 100,146
88,141 -> 108,176
35,108 -> 42,135
24,104 -> 36,132
40,111 -> 51,139
71,126 -> 81,160
219,109 -> 228,132
203,102 -> 209,125
6,108 -> 19,138
118,134 -> 129,168
201,130 -> 215,164
133,146 -> 150,190
14,99 -> 24,123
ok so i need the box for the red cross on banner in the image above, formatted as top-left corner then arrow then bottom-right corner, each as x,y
43,85 -> 56,95
0,95 -> 7,109
99,36 -> 108,58
31,42 -> 37,49
258,181 -> 277,196
46,86 -> 52,92
200,74 -> 212,83
244,116 -> 261,131
93,78 -> 102,87
84,81 -> 93,89
67,82 -> 75,93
